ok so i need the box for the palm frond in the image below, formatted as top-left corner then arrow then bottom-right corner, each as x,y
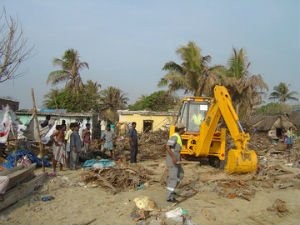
47,70 -> 69,85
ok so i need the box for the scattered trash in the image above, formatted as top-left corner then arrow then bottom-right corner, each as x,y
82,159 -> 116,169
132,196 -> 158,221
267,199 -> 289,217
41,195 -> 55,201
136,182 -> 149,190
133,196 -> 157,211
165,207 -> 185,222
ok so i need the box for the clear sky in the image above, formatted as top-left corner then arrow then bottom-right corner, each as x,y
1,0 -> 300,109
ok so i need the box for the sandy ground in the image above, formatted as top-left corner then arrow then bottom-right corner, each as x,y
0,143 -> 300,225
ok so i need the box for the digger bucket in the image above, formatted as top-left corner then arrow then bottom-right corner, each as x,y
225,149 -> 257,174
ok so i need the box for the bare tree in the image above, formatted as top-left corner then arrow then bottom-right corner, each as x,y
0,8 -> 31,83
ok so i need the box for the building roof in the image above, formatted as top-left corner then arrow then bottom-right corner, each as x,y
249,114 -> 296,131
290,111 -> 300,128
16,109 -> 96,117
118,110 -> 177,116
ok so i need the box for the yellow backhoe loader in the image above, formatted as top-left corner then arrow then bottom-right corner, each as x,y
169,85 -> 257,174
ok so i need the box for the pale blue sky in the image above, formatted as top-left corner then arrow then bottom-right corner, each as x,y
1,0 -> 299,109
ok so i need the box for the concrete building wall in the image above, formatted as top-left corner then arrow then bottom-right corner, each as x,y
118,111 -> 176,133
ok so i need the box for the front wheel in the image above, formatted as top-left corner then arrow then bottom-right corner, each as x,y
208,156 -> 225,169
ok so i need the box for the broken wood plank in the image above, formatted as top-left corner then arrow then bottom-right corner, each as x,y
0,173 -> 45,211
5,164 -> 36,191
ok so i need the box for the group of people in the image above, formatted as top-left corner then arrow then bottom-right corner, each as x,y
48,118 -> 140,173
50,121 -> 91,173
100,121 -> 139,164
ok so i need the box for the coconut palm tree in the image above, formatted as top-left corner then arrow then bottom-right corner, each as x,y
47,49 -> 89,92
220,48 -> 268,119
269,82 -> 299,102
99,86 -> 128,122
158,41 -> 222,97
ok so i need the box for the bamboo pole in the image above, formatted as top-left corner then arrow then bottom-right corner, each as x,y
31,88 -> 45,172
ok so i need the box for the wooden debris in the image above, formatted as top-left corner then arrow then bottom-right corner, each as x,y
0,173 -> 46,211
115,130 -> 169,161
81,166 -> 152,193
267,199 -> 289,217
0,163 -> 36,191
73,218 -> 97,225
215,180 -> 256,201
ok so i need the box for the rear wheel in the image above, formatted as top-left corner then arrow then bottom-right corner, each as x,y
208,156 -> 220,168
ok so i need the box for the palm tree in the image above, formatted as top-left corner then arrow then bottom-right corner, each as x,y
221,48 -> 268,119
43,88 -> 61,108
269,82 -> 299,102
81,80 -> 102,111
47,49 -> 89,92
158,41 -> 222,97
99,86 -> 128,122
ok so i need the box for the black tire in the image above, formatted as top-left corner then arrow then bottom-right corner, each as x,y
208,156 -> 221,168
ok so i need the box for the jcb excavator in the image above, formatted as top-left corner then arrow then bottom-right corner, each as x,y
169,85 -> 257,174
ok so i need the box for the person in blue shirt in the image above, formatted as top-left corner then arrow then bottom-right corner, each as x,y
128,122 -> 138,163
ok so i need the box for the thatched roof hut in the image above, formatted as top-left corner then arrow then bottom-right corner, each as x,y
290,111 -> 300,129
249,114 -> 296,131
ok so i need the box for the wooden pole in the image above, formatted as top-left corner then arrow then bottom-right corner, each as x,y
31,88 -> 45,172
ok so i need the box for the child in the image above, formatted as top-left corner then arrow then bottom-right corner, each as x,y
285,127 -> 296,162
101,125 -> 116,159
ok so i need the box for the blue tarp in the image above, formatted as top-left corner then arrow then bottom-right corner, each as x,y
1,149 -> 51,169
82,159 -> 115,169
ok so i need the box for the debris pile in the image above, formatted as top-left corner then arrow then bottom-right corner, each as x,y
0,164 -> 46,211
139,130 -> 168,160
114,130 -> 169,161
215,180 -> 256,201
267,199 -> 289,217
81,165 -> 153,193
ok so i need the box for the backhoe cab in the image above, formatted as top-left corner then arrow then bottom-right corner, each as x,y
169,85 -> 257,174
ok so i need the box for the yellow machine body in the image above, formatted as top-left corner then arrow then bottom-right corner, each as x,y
170,85 -> 257,174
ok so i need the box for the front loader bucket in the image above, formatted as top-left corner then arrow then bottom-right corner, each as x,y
225,149 -> 257,174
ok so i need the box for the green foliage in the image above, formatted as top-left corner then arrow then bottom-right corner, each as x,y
255,102 -> 292,115
99,86 -> 128,122
47,49 -> 88,92
128,91 -> 177,111
158,41 -> 220,97
269,82 -> 299,102
220,48 -> 268,119
43,80 -> 101,112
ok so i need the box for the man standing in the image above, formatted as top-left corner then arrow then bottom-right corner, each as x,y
65,123 -> 74,168
128,122 -> 138,163
41,115 -> 51,128
50,124 -> 66,173
70,123 -> 81,170
165,123 -> 185,202
82,123 -> 91,153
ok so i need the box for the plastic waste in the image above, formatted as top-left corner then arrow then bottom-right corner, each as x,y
41,195 -> 55,201
165,207 -> 184,222
184,218 -> 197,225
136,183 -> 145,190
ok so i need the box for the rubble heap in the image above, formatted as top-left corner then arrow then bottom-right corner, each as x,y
81,165 -> 153,193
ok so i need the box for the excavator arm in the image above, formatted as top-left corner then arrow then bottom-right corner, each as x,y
206,86 -> 257,173
213,86 -> 250,151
